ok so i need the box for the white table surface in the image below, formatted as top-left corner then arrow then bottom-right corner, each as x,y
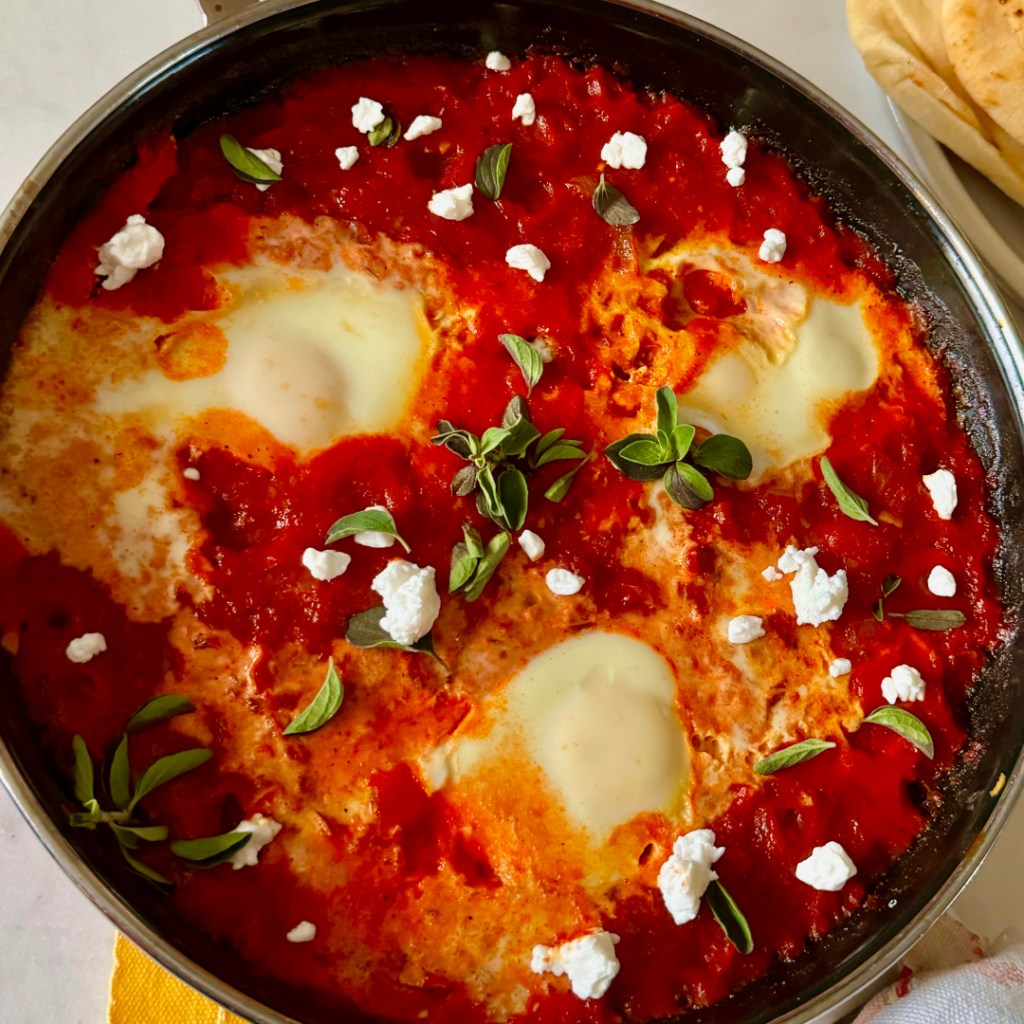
1,1 -> 1022,1021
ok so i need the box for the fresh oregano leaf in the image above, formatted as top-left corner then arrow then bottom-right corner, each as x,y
475,143 -> 512,200
465,532 -> 511,602
500,417 -> 541,458
219,135 -> 282,185
501,395 -> 531,428
449,542 -> 478,593
499,333 -> 544,393
889,609 -> 967,631
820,456 -> 878,526
368,116 -> 394,147
535,443 -> 586,469
126,695 -> 195,735
69,799 -> 104,829
128,749 -> 213,813
656,386 -> 678,437
535,428 -> 566,459
480,426 -> 512,456
592,173 -> 640,226
451,464 -> 479,497
671,424 -> 696,462
463,524 -> 485,559
120,843 -> 172,886
345,607 -> 448,670
693,434 -> 753,480
665,462 -> 714,509
705,879 -> 754,954
605,434 -> 669,482
872,575 -> 903,622
110,823 -> 169,849
325,508 -> 410,552
862,706 -> 935,759
72,735 -> 94,805
619,438 -> 672,467
171,830 -> 252,868
431,421 -> 477,459
546,451 -> 593,501
109,734 -> 131,811
498,466 -> 529,531
284,658 -> 344,735
753,738 -> 836,776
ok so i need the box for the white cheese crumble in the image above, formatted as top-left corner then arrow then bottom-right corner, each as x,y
230,813 -> 282,870
66,632 -> 107,664
727,615 -> 765,644
922,469 -> 958,520
601,131 -> 647,170
927,565 -> 957,597
428,183 -> 474,221
353,504 -> 396,548
485,50 -> 512,71
776,545 -> 848,627
518,530 -> 546,561
546,568 -> 585,595
530,336 -> 555,362
335,146 -> 359,170
371,560 -> 441,645
759,228 -> 787,263
286,921 -> 316,943
795,841 -> 857,891
881,663 -> 926,704
720,130 -> 747,187
351,96 -> 385,133
531,931 -> 621,1000
95,215 -> 165,291
404,115 -> 443,141
829,658 -> 852,678
506,243 -> 551,282
762,566 -> 782,582
657,829 -> 725,925
726,166 -> 746,187
512,93 -> 537,125
302,547 -> 351,582
183,467 -> 201,481
246,147 -> 283,192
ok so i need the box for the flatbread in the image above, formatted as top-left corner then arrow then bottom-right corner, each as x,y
944,0 -> 1024,146
848,0 -> 1024,207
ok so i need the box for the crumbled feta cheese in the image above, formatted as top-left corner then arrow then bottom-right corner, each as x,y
546,568 -> 584,596
657,829 -> 725,925
428,183 -> 474,222
512,93 -> 537,125
518,530 -> 546,561
762,566 -> 782,582
246,147 -> 283,192
351,96 -> 385,133
183,467 -> 201,481
335,146 -> 359,170
485,50 -> 512,71
881,663 -> 926,704
776,545 -> 848,627
66,632 -> 107,664
927,565 -> 957,597
302,547 -> 351,582
829,658 -> 852,678
506,244 -> 551,282
720,130 -> 747,169
727,615 -> 765,644
230,813 -> 282,870
95,215 -> 165,291
531,931 -> 621,1000
759,228 -> 787,263
530,336 -> 555,362
353,504 -> 396,548
404,115 -> 443,141
286,921 -> 316,943
795,841 -> 857,891
371,560 -> 441,645
726,166 -> 746,187
922,469 -> 957,520
601,131 -> 647,170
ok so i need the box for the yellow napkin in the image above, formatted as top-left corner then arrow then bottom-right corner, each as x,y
109,932 -> 249,1024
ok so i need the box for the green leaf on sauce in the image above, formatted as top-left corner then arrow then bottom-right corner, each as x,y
545,451 -> 594,502
69,799 -> 103,830
619,438 -> 672,467
705,880 -> 754,954
872,574 -> 902,622
345,607 -> 448,672
693,434 -> 753,480
125,694 -> 195,734
109,733 -> 131,811
464,531 -> 511,602
862,706 -> 935,759
665,462 -> 714,509
656,385 -> 678,438
820,456 -> 878,526
368,116 -> 401,148
219,135 -> 282,184
171,830 -> 252,868
499,333 -> 544,394
110,823 -> 169,849
753,738 -> 836,776
605,434 -> 671,481
72,734 -> 94,805
324,507 -> 410,552
592,174 -> 640,226
498,467 -> 529,531
284,658 -> 344,735
475,143 -> 512,200
128,749 -> 213,813
120,843 -> 172,886
889,609 -> 967,631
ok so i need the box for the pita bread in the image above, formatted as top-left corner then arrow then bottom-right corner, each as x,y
848,0 -> 1024,207
944,0 -> 1024,146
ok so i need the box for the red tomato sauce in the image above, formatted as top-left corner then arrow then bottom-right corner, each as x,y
0,52 -> 1003,1023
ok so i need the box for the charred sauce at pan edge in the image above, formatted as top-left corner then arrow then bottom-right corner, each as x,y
0,53 -> 1003,1023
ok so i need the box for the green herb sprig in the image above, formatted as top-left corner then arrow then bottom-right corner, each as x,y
862,706 -> 935,759
592,173 -> 640,226
345,607 -> 448,672
753,738 -> 836,776
324,507 -> 410,551
219,135 -> 282,185
872,575 -> 902,622
369,115 -> 401,148
820,456 -> 878,525
476,143 -> 512,200
705,880 -> 754,954
605,385 -> 752,509
283,658 -> 344,735
448,525 -> 512,601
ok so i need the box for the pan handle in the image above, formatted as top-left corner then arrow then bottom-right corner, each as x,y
195,0 -> 263,25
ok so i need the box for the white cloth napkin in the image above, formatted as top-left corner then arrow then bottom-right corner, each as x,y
855,916 -> 1024,1023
